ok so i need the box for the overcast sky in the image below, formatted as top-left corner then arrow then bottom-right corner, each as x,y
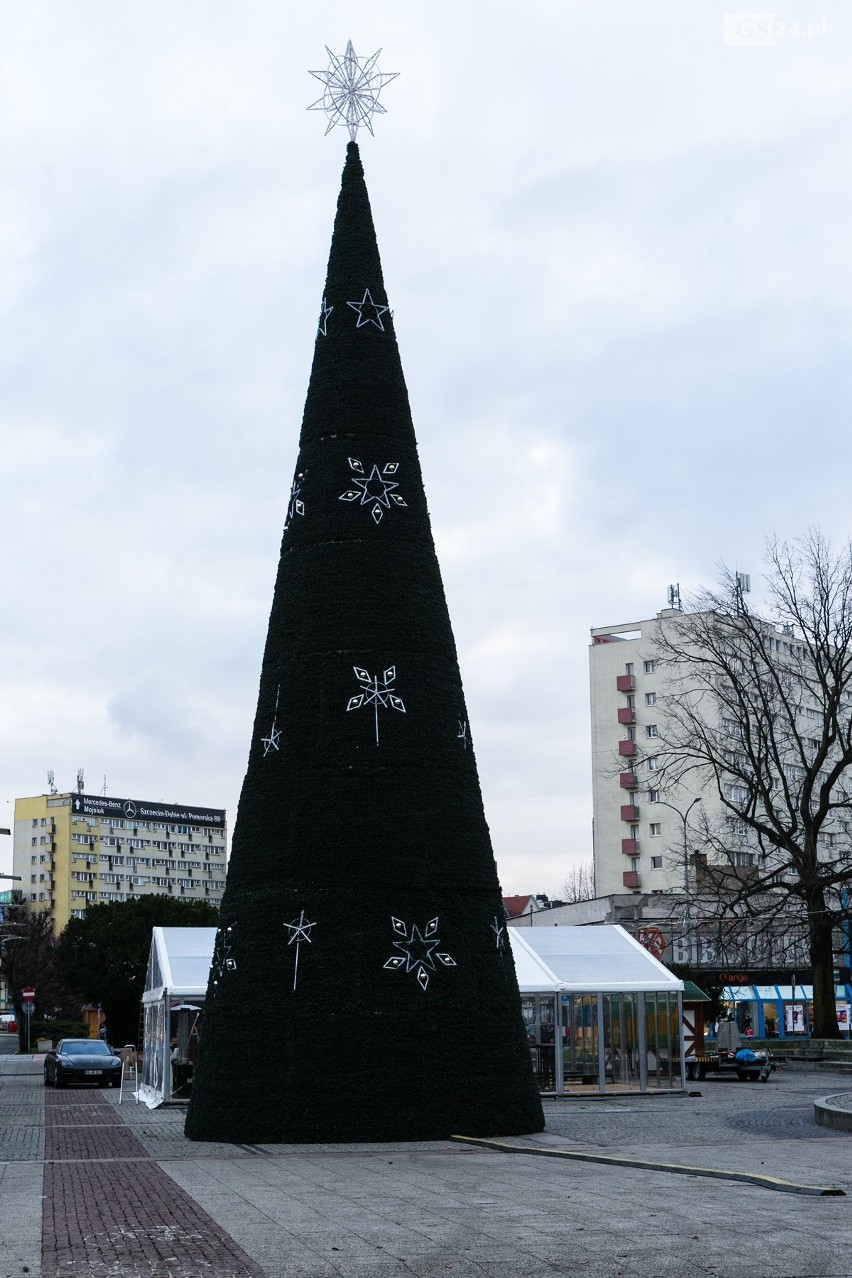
1,2 -> 851,896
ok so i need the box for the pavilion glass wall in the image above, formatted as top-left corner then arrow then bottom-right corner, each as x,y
560,991 -> 682,1094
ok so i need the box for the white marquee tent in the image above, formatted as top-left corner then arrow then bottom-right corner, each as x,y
139,926 -> 217,1107
508,925 -> 685,1093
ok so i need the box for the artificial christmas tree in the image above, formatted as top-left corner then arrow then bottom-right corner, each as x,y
185,50 -> 543,1144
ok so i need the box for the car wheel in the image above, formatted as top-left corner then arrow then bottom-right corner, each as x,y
43,1070 -> 50,1087
55,1068 -> 66,1089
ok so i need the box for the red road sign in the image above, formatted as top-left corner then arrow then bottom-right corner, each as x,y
22,987 -> 35,1000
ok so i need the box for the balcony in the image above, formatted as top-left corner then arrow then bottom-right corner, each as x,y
616,675 -> 636,692
618,740 -> 636,757
623,870 -> 641,889
620,805 -> 639,822
621,838 -> 639,856
617,707 -> 635,725
619,772 -> 638,790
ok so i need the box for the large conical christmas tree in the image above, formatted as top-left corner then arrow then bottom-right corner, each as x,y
186,104 -> 543,1143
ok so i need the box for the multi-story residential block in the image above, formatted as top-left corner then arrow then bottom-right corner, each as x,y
13,791 -> 227,930
590,601 -> 848,901
590,608 -> 700,898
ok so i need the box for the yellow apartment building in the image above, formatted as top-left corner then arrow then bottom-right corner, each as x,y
13,791 -> 227,931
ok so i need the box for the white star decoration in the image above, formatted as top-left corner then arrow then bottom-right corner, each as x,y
339,457 -> 407,524
347,288 -> 389,331
283,909 -> 316,991
347,665 -> 405,745
317,297 -> 333,338
491,916 -> 506,950
261,686 -> 282,756
308,41 -> 399,141
383,916 -> 458,991
458,720 -> 469,750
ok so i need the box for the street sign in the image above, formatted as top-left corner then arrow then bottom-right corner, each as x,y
22,1001 -> 34,1015
22,987 -> 35,1001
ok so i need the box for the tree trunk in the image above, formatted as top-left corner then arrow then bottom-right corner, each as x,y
807,889 -> 841,1039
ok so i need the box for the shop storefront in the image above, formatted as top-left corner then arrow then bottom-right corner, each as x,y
717,982 -> 852,1039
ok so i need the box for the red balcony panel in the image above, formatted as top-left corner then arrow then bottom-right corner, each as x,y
616,675 -> 636,692
618,740 -> 636,757
617,707 -> 635,725
619,772 -> 638,790
622,871 -> 641,889
621,838 -> 638,856
620,805 -> 639,822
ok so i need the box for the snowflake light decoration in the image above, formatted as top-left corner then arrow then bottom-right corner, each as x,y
383,916 -> 457,991
283,909 -> 316,991
347,665 -> 405,745
261,685 -> 282,756
339,457 -> 407,525
284,473 -> 305,531
458,719 -> 469,750
491,916 -> 506,950
210,924 -> 237,997
308,41 -> 399,141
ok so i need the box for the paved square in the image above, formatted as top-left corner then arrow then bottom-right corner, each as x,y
2,1056 -> 851,1278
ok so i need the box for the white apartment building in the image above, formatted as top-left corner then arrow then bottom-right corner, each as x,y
589,608 -> 724,898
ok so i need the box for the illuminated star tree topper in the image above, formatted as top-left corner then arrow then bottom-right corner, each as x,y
308,40 -> 399,141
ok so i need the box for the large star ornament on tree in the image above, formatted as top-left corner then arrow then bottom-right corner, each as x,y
308,41 -> 399,140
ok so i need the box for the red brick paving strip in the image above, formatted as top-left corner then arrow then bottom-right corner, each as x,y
43,1088 -> 265,1276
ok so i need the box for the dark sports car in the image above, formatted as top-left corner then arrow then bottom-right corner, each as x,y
44,1039 -> 123,1088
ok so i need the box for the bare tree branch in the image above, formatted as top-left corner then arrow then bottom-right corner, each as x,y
653,531 -> 852,1038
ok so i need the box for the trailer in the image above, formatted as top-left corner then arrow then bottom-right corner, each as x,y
685,1049 -> 775,1083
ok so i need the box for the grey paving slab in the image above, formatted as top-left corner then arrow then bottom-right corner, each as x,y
0,1161 -> 43,1278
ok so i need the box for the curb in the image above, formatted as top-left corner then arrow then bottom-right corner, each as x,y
814,1094 -> 852,1134
449,1135 -> 845,1197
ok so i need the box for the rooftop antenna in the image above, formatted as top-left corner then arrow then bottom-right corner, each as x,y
735,571 -> 751,614
667,583 -> 681,611
100,775 -> 108,796
76,768 -> 84,795
47,770 -> 57,795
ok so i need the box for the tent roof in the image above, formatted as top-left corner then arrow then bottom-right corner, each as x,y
143,926 -> 217,1001
509,925 -> 683,994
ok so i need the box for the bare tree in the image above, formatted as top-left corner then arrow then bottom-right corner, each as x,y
562,860 -> 596,903
654,531 -> 852,1038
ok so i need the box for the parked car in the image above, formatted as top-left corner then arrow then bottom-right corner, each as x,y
43,1039 -> 123,1088
0,1013 -> 17,1033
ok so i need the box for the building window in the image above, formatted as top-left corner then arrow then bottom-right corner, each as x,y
625,662 -> 634,676
644,660 -> 656,674
646,725 -> 658,738
647,757 -> 659,772
31,837 -> 37,847
645,692 -> 656,707
651,856 -> 663,869
648,789 -> 660,803
649,823 -> 662,837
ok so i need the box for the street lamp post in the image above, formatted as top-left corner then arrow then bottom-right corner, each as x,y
656,796 -> 702,964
